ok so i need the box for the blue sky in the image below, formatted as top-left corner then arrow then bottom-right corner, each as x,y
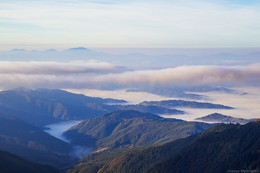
0,0 -> 260,49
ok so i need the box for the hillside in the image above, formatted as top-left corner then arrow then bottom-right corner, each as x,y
141,99 -> 233,109
196,113 -> 255,124
67,121 -> 229,173
0,149 -> 59,173
64,110 -> 214,149
149,120 -> 260,173
67,135 -> 199,173
74,121 -> 260,173
0,113 -> 74,169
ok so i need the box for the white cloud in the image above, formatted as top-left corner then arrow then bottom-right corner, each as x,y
92,65 -> 260,86
0,61 -> 118,74
0,61 -> 260,89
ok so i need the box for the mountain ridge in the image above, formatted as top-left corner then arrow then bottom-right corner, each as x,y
64,110 -> 214,150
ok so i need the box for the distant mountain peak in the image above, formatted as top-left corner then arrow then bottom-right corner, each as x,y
67,47 -> 89,51
203,113 -> 227,118
11,49 -> 26,51
45,49 -> 57,52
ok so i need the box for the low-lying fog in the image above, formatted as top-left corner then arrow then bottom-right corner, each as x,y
66,87 -> 260,121
66,88 -> 180,104
44,121 -> 93,158
189,87 -> 260,119
44,121 -> 80,143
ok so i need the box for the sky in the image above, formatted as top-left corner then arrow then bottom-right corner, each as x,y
1,0 -> 260,49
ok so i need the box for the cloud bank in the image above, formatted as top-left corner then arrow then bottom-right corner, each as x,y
0,61 -> 119,74
0,61 -> 260,89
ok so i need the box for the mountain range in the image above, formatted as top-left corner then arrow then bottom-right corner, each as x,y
1,48 -> 260,67
0,88 -> 232,127
0,88 -> 124,126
